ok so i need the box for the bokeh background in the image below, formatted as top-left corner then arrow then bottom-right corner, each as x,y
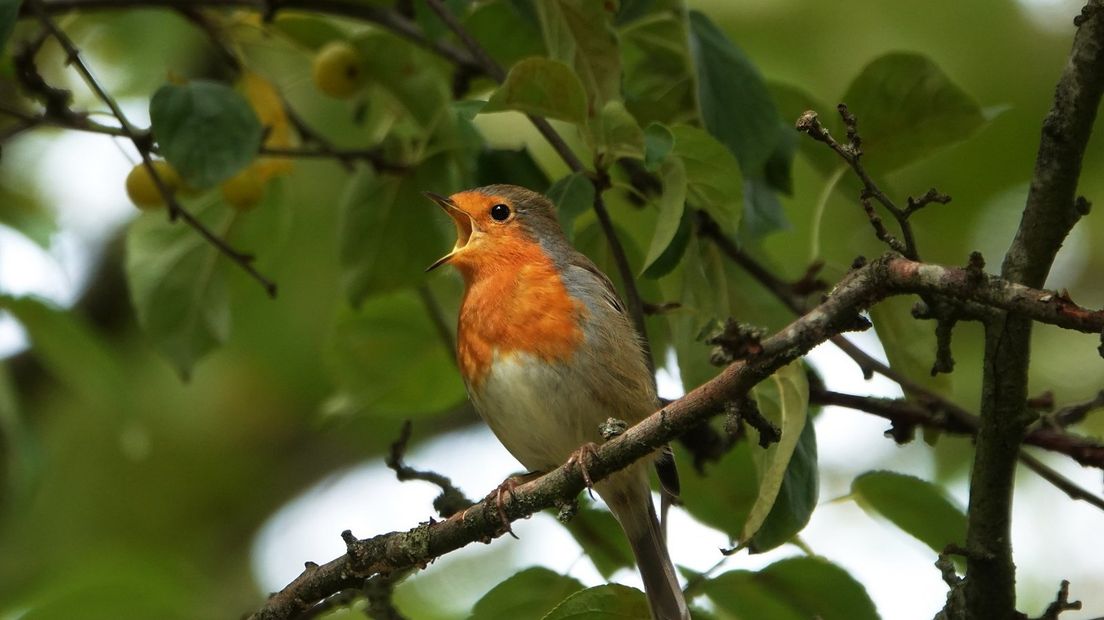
1,0 -> 1103,618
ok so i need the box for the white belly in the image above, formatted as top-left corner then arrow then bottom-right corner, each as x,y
470,350 -> 615,472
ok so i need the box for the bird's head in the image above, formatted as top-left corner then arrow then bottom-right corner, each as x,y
425,184 -> 563,276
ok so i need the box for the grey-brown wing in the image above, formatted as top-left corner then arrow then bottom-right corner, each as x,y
566,252 -> 681,508
566,252 -> 626,315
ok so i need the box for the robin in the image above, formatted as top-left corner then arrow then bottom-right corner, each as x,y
426,184 -> 689,620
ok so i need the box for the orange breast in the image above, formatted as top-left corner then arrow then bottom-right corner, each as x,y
455,242 -> 585,388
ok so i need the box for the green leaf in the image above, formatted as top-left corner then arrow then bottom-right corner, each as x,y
641,158 -> 687,277
741,176 -> 789,241
536,0 -> 621,112
740,360 -> 810,546
560,505 -> 635,579
615,0 -> 657,26
675,430 -> 757,537
483,57 -> 588,125
354,30 -> 451,129
621,13 -> 696,126
749,412 -> 818,552
125,199 -> 232,378
659,236 -> 729,393
327,289 -> 466,417
339,160 -> 452,305
869,296 -> 952,399
546,172 -> 595,241
270,13 -> 346,50
688,10 -> 784,176
453,100 -> 487,122
0,362 -> 40,506
0,296 -> 125,406
841,52 -> 987,174
470,567 -> 584,620
11,551 -> 195,620
851,470 -> 967,556
768,81 -> 841,177
0,186 -> 55,248
0,0 -> 21,56
464,0 -> 545,68
475,148 -> 550,193
591,100 -> 645,166
704,557 -> 879,620
641,204 -> 690,280
643,122 -> 674,172
669,124 -> 742,232
762,125 -> 797,195
541,584 -> 650,620
149,81 -> 264,188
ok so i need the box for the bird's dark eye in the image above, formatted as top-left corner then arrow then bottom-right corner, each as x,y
490,203 -> 511,222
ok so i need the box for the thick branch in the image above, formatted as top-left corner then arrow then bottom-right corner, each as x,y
881,259 -> 1104,334
967,3 -> 1104,617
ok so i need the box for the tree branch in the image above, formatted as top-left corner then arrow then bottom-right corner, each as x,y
0,104 -> 407,169
26,0 -> 482,73
796,105 -> 947,261
245,252 -> 1104,619
967,2 -> 1104,616
24,0 -> 279,296
811,388 -> 1104,510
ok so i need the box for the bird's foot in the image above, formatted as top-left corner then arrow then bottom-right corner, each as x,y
566,442 -> 601,499
486,471 -> 542,539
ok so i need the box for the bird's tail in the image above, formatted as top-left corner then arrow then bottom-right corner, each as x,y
598,466 -> 690,620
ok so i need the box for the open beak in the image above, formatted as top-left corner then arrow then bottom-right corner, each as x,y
425,191 -> 474,271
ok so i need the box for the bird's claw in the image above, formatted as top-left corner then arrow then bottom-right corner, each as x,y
486,471 -> 541,539
566,442 -> 601,499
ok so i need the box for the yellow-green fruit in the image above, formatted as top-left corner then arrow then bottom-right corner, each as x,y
220,168 -> 265,211
125,160 -> 181,210
311,41 -> 367,99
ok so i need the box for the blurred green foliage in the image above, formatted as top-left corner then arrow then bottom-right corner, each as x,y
0,0 -> 1102,618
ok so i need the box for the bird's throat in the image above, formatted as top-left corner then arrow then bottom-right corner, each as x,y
456,254 -> 586,388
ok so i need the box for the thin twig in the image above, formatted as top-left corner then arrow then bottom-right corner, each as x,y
812,388 -> 1104,505
27,0 -> 482,74
795,107 -> 932,260
0,105 -> 404,170
386,421 -> 472,518
260,146 -> 406,171
701,212 -> 944,383
27,0 -> 278,296
1016,451 -> 1104,512
1051,390 -> 1104,427
1032,580 -> 1082,620
415,285 -> 456,367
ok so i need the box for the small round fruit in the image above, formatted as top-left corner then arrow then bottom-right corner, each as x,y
125,160 -> 181,210
220,168 -> 265,211
312,41 -> 367,99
